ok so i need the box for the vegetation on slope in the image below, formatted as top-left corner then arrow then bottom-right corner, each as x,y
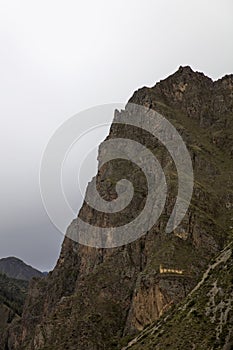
122,241 -> 233,350
0,272 -> 28,316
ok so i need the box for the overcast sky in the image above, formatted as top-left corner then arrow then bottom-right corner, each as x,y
0,0 -> 232,271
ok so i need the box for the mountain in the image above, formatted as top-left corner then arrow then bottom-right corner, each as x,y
0,257 -> 44,281
122,241 -> 233,350
0,258 -> 44,349
5,66 -> 233,349
0,273 -> 28,349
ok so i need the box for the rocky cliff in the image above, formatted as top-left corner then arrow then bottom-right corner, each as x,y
122,241 -> 233,350
6,66 -> 233,349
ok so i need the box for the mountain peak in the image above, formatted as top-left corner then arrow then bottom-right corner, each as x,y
4,67 -> 233,350
178,65 -> 194,73
169,65 -> 213,84
0,256 -> 44,281
1,256 -> 24,263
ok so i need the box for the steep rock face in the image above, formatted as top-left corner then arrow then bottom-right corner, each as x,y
122,241 -> 233,350
7,67 -> 233,350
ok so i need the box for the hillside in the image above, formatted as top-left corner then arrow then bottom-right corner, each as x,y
0,273 -> 28,315
5,66 -> 233,349
0,257 -> 44,281
122,241 -> 233,350
0,273 -> 28,349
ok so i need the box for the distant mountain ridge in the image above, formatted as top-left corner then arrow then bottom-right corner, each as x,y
0,257 -> 44,281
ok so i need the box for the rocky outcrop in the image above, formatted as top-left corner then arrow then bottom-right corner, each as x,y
6,66 -> 233,349
122,241 -> 233,350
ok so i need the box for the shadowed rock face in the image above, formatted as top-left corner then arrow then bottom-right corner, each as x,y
0,257 -> 43,349
6,66 -> 233,350
0,273 -> 28,350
